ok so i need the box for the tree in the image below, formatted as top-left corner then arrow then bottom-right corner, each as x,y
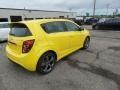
86,13 -> 90,17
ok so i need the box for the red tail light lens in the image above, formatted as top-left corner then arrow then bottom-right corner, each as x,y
22,39 -> 35,53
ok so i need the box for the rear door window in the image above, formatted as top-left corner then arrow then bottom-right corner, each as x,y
64,21 -> 80,31
41,21 -> 66,33
10,23 -> 32,37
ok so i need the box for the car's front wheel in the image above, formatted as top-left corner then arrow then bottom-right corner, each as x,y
36,52 -> 56,74
82,37 -> 90,49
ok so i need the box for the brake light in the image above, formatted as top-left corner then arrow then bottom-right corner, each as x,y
22,39 -> 35,53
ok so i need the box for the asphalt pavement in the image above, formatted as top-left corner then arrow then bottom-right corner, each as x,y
0,26 -> 120,90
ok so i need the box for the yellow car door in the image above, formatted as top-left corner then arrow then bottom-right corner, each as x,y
41,21 -> 71,56
64,21 -> 84,48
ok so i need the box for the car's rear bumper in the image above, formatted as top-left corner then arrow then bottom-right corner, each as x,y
6,45 -> 38,71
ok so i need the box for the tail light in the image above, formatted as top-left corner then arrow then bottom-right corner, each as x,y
22,39 -> 35,53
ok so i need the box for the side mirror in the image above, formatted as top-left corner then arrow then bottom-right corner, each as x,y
79,26 -> 84,31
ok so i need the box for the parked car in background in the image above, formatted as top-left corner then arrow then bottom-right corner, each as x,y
6,19 -> 90,74
74,17 -> 84,25
92,18 -> 120,30
0,22 -> 10,42
73,19 -> 84,25
84,18 -> 99,25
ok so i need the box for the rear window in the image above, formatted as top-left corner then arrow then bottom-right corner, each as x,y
9,23 -> 32,37
41,21 -> 66,33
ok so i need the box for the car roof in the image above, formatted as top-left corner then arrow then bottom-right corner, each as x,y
20,19 -> 72,24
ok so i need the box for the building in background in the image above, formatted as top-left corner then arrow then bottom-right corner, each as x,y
0,8 -> 76,22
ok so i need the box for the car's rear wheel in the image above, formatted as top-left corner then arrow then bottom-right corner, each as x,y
82,37 -> 90,49
36,52 -> 56,74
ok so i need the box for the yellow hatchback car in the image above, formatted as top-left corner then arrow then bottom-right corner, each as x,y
6,19 -> 90,74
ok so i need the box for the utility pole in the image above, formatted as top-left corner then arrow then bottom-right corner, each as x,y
68,8 -> 74,17
106,4 -> 110,16
93,0 -> 96,18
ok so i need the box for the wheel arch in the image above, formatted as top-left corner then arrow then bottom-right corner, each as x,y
84,35 -> 90,43
43,50 -> 57,60
35,49 -> 58,70
86,36 -> 90,40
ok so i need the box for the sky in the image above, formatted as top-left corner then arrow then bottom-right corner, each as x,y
0,0 -> 120,15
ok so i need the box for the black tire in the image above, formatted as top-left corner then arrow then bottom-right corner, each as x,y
82,37 -> 90,49
36,52 -> 56,74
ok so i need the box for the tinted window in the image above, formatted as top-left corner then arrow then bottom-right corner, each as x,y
65,22 -> 80,31
41,21 -> 66,33
0,18 -> 8,22
112,19 -> 120,22
9,23 -> 32,37
0,23 -> 9,28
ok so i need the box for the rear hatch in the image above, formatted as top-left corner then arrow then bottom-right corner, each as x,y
8,23 -> 35,54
